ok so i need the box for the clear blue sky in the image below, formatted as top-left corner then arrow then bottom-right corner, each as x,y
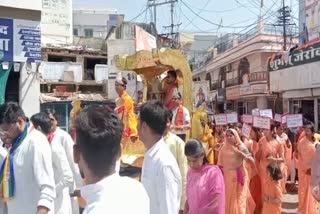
74,0 -> 299,34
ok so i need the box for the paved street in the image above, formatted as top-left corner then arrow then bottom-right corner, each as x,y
282,193 -> 298,214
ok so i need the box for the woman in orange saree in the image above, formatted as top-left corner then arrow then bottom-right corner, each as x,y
256,124 -> 284,199
218,128 -> 255,214
262,162 -> 283,214
275,123 -> 292,193
249,127 -> 263,214
297,124 -> 317,214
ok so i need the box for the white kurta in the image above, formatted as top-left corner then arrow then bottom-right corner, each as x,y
51,140 -> 74,214
52,128 -> 82,214
141,138 -> 182,214
0,147 -> 7,214
81,173 -> 150,214
6,127 -> 55,214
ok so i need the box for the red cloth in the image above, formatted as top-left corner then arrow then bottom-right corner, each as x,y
174,105 -> 184,126
47,132 -> 54,144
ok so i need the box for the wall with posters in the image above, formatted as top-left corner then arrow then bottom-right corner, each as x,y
41,0 -> 73,45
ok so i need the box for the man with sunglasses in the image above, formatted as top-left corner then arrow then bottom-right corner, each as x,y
0,102 -> 55,214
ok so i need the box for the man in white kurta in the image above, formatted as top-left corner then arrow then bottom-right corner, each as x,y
47,110 -> 83,214
73,106 -> 150,214
31,112 -> 74,214
0,103 -> 55,214
139,101 -> 182,214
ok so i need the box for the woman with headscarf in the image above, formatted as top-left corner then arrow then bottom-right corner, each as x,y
256,124 -> 284,201
184,139 -> 225,214
218,128 -> 255,214
297,124 -> 318,214
275,123 -> 292,193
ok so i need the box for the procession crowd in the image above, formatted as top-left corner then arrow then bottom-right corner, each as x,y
0,72 -> 319,214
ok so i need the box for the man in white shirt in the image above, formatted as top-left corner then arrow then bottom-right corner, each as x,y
0,102 -> 55,214
46,109 -> 83,214
31,113 -> 74,214
171,92 -> 191,142
73,106 -> 149,214
139,101 -> 182,214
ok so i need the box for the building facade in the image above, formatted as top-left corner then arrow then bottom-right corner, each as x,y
192,21 -> 286,115
73,9 -> 124,39
0,1 -> 42,117
268,0 -> 320,131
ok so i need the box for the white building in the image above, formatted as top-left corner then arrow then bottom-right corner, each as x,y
269,0 -> 320,131
73,9 -> 124,39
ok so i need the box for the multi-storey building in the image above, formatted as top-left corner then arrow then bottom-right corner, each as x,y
192,21 -> 287,115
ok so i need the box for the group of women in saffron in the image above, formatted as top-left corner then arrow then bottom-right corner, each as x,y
184,121 -> 320,214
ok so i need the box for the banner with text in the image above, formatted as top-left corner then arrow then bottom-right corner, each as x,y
0,18 -> 13,61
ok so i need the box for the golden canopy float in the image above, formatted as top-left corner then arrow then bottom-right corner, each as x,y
115,48 -> 192,112
115,48 -> 193,168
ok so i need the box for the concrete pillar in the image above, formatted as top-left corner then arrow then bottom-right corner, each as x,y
314,98 -> 318,132
257,96 -> 268,109
76,55 -> 84,80
282,98 -> 290,113
19,62 -> 40,118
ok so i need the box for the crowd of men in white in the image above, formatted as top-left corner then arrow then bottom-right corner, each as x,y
0,101 -> 186,214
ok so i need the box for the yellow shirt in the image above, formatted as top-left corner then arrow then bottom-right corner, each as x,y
163,132 -> 188,210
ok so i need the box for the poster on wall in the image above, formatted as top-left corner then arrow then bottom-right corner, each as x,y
41,0 -> 72,38
192,81 -> 209,107
14,19 -> 41,62
0,18 -> 13,61
304,0 -> 320,42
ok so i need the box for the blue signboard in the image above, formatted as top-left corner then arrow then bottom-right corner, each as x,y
0,18 -> 14,61
14,19 -> 41,62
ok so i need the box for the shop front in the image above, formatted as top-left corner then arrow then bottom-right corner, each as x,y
269,41 -> 320,130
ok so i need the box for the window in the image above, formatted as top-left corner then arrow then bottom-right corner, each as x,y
73,28 -> 78,36
84,29 -> 93,37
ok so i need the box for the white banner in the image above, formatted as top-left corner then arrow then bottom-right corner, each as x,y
260,109 -> 273,119
214,114 -> 227,125
253,116 -> 271,130
274,114 -> 282,123
242,123 -> 252,139
242,114 -> 253,124
286,114 -> 303,128
227,113 -> 238,124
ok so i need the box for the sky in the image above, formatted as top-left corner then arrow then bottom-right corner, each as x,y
73,0 -> 299,35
